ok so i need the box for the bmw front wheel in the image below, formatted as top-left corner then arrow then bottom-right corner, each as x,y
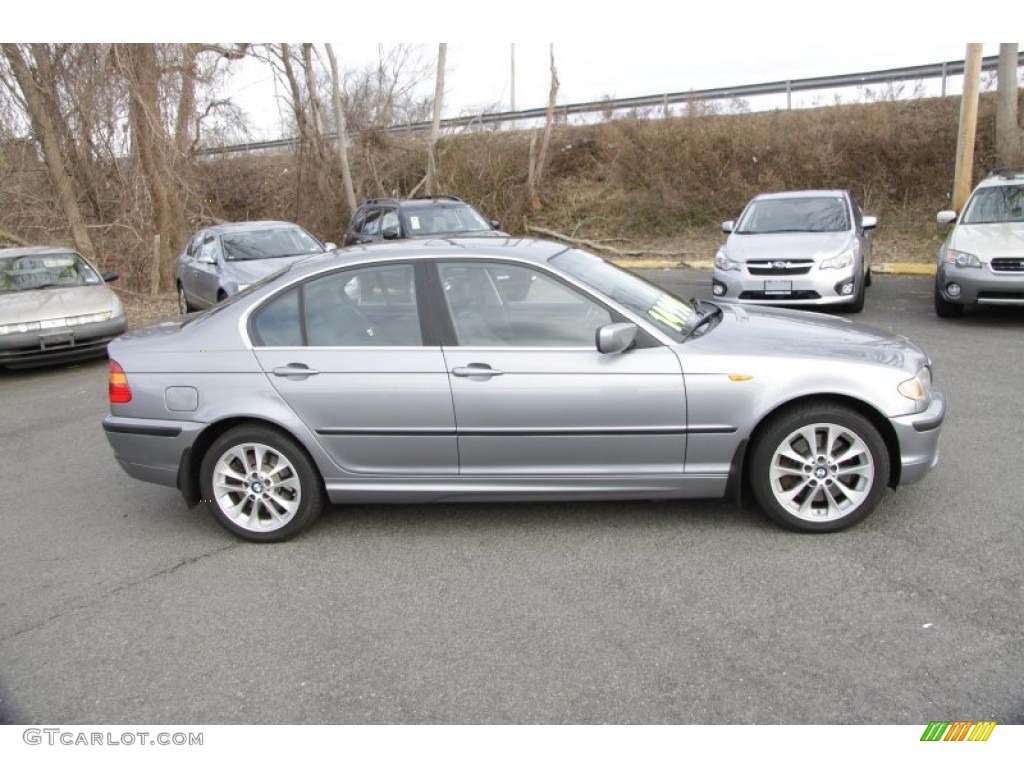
749,403 -> 890,532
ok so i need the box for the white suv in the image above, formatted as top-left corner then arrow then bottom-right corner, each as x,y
934,168 -> 1024,317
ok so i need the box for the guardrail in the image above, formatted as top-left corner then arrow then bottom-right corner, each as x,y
197,53 -> 1024,157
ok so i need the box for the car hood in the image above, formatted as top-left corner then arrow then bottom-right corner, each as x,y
0,285 -> 117,324
724,231 -> 854,262
221,255 -> 312,284
949,222 -> 1024,260
685,302 -> 928,372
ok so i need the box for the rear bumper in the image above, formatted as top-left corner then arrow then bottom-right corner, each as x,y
102,415 -> 205,489
889,388 -> 946,485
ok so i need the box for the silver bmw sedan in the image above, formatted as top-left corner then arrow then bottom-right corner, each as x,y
103,238 -> 944,541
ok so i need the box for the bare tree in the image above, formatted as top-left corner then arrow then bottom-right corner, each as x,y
425,43 -> 447,196
527,45 -> 559,211
1,43 -> 97,260
996,43 -> 1023,167
115,43 -> 188,290
325,43 -> 357,214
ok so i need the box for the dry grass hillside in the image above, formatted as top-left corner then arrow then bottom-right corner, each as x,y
197,93 -> 1007,272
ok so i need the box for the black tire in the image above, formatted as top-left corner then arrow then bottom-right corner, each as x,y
177,283 -> 192,315
200,425 -> 325,542
864,266 -> 873,287
934,282 -> 964,318
748,403 -> 890,532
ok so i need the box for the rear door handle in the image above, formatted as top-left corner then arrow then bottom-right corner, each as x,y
272,364 -> 320,378
452,364 -> 504,379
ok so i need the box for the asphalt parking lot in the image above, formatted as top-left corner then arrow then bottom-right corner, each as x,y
1,271 -> 1022,725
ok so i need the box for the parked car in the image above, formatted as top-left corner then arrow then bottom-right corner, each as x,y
934,167 -> 1024,317
713,190 -> 877,313
175,221 -> 334,314
0,246 -> 126,368
103,238 -> 944,542
342,196 -> 506,246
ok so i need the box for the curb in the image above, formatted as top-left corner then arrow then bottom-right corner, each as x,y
610,258 -> 936,276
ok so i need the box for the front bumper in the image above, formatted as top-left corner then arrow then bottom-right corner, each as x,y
888,388 -> 946,486
0,315 -> 127,368
713,265 -> 859,306
936,263 -> 1024,306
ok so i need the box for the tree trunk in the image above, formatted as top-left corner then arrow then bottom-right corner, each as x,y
527,45 -> 559,211
952,44 -> 983,213
175,44 -> 199,157
2,43 -> 97,261
425,43 -> 446,196
117,43 -> 178,290
325,43 -> 357,214
996,43 -> 1023,167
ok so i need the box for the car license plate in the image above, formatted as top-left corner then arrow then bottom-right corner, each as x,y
764,280 -> 792,295
39,331 -> 73,349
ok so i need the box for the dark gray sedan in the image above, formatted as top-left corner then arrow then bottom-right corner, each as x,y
175,220 -> 334,314
104,238 -> 944,542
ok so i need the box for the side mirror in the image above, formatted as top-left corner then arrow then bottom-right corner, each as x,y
721,220 -> 735,234
101,271 -> 119,283
936,210 -> 957,225
862,216 -> 878,230
197,252 -> 216,265
490,220 -> 501,230
382,226 -> 400,240
323,242 -> 338,250
596,322 -> 638,355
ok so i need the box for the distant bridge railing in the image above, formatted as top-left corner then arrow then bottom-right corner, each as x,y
197,53 -> 1023,157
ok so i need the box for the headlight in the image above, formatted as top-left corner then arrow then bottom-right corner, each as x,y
943,249 -> 982,268
819,249 -> 854,270
898,367 -> 932,401
0,311 -> 113,336
714,250 -> 741,272
0,321 -> 40,335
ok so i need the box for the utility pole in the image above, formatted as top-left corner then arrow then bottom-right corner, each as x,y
952,44 -> 983,213
996,43 -> 1023,167
510,44 -> 516,112
425,43 -> 447,196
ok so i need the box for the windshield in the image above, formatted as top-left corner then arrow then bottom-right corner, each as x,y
550,249 -> 698,342
221,227 -> 324,261
736,196 -> 850,234
961,184 -> 1024,224
0,252 -> 102,293
403,205 -> 493,236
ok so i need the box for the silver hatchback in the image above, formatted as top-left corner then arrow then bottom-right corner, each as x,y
104,238 -> 943,541
713,190 -> 877,312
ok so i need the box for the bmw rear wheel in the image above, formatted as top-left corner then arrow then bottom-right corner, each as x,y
200,425 -> 325,542
749,403 -> 889,532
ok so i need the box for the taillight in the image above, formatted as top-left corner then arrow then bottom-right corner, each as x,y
108,359 -> 132,403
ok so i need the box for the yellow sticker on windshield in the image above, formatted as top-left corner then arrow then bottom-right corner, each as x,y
647,295 -> 692,332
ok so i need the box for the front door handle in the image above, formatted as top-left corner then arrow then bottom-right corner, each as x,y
272,364 -> 321,378
451,364 -> 505,379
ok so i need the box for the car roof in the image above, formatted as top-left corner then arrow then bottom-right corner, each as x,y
752,190 -> 850,201
204,221 -> 310,235
0,245 -> 82,259
976,168 -> 1024,188
358,196 -> 477,210
289,237 -> 571,278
